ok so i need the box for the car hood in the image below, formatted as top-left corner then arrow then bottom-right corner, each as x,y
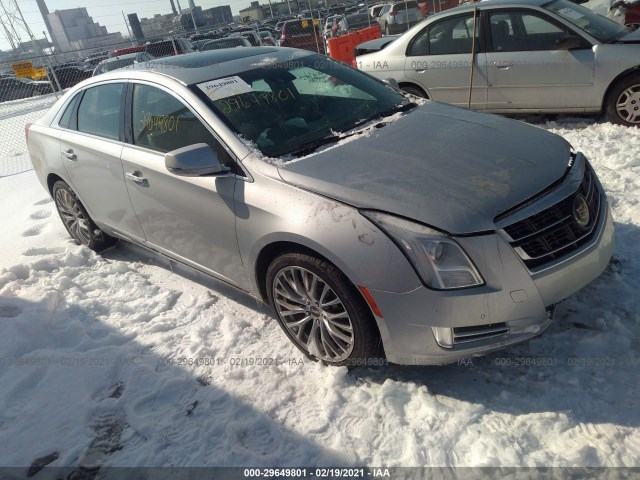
277,102 -> 571,234
618,28 -> 640,43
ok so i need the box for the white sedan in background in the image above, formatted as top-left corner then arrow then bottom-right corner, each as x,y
356,0 -> 640,126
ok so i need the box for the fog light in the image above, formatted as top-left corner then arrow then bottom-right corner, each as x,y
432,327 -> 454,349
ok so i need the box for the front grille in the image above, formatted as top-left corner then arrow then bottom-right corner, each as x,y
453,323 -> 509,344
501,163 -> 601,270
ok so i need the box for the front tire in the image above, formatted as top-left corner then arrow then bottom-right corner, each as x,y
605,73 -> 640,127
52,180 -> 116,251
266,253 -> 383,367
401,84 -> 427,99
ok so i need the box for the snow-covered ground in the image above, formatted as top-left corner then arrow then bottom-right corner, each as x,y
0,113 -> 639,473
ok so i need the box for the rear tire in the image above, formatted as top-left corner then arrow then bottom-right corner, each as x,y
605,73 -> 640,127
266,252 -> 384,368
52,180 -> 117,251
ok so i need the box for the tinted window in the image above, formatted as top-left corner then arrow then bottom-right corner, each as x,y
77,84 -> 123,140
132,84 -> 230,163
409,15 -> 478,56
58,94 -> 79,128
489,11 -> 571,51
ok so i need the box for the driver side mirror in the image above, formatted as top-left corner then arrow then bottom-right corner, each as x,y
165,143 -> 227,177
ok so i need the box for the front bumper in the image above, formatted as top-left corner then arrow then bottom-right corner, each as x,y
370,202 -> 614,365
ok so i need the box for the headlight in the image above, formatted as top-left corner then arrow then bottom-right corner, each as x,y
361,210 -> 484,290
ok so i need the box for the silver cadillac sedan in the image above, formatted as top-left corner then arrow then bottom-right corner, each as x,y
356,0 -> 640,126
26,47 -> 614,366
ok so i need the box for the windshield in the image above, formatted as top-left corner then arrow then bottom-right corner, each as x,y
544,0 -> 629,43
191,54 -> 410,158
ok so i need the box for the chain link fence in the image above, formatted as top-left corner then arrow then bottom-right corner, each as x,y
0,33 -> 199,177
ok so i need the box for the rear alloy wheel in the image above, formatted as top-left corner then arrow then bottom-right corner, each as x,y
52,180 -> 116,251
266,253 -> 383,367
605,73 -> 640,127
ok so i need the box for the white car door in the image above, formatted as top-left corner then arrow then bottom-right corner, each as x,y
485,10 -> 596,112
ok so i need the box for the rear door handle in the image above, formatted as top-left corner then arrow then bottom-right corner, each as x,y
125,171 -> 148,185
62,149 -> 76,160
493,61 -> 513,69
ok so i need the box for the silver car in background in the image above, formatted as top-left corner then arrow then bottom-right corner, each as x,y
377,1 -> 424,35
92,52 -> 155,76
357,0 -> 640,126
26,47 -> 614,366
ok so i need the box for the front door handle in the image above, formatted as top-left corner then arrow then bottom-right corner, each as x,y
493,61 -> 513,69
125,171 -> 148,185
62,149 -> 76,160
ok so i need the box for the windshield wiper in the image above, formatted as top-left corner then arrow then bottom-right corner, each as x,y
355,101 -> 417,128
283,133 -> 345,157
282,102 -> 417,158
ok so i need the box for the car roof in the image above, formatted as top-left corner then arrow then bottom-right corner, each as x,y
100,53 -> 141,63
126,47 -> 313,86
447,0 -> 551,12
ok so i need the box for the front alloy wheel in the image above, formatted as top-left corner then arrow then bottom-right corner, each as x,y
605,73 -> 640,127
266,253 -> 383,367
273,266 -> 354,362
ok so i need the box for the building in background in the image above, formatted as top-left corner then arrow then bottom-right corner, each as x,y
127,14 -> 145,41
239,1 -> 267,21
202,6 -> 233,26
139,13 -> 176,38
47,8 -> 123,52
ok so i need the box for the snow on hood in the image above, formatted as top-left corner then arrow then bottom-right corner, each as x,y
277,102 -> 571,234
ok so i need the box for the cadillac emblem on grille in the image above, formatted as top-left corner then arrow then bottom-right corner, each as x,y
573,194 -> 590,229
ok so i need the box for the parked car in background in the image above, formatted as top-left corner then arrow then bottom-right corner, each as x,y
92,52 -> 155,76
357,0 -> 640,126
26,47 -> 613,367
191,39 -> 216,50
278,18 -> 325,52
48,65 -> 92,90
258,31 -> 277,45
336,13 -> 376,36
108,46 -> 146,58
377,1 -> 424,34
324,14 -> 344,38
201,37 -> 252,51
144,38 -> 194,58
369,3 -> 387,19
82,55 -> 108,72
0,76 -> 52,102
229,31 -> 262,46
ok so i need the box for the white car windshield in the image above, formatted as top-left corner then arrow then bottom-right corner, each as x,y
544,0 -> 629,43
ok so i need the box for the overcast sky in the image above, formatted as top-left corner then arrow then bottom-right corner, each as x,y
1,0 -> 253,52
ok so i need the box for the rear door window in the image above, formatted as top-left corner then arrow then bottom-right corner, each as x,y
76,83 -> 124,140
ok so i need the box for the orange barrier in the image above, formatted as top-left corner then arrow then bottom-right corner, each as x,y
327,24 -> 381,66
